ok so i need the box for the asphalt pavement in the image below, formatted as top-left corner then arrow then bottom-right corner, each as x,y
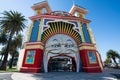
0,68 -> 120,80
0,73 -> 12,80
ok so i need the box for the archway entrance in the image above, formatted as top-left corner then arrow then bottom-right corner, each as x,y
43,34 -> 80,72
48,56 -> 76,72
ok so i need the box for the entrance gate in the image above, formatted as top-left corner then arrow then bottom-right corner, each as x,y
43,34 -> 80,72
48,57 -> 76,72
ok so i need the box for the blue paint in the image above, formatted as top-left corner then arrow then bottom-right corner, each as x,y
88,51 -> 96,63
30,20 -> 40,42
82,23 -> 91,43
79,61 -> 82,72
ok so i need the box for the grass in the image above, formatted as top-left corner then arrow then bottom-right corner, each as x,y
0,67 -> 18,72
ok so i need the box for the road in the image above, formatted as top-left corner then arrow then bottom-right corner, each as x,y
0,68 -> 120,80
0,73 -> 13,80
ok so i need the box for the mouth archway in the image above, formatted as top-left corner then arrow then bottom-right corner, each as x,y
48,56 -> 76,72
43,34 -> 80,72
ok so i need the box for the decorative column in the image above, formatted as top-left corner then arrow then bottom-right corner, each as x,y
79,43 -> 102,72
20,42 -> 44,73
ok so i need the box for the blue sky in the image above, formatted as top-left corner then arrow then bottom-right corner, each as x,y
0,0 -> 120,61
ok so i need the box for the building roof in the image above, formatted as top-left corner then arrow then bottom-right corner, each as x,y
69,4 -> 88,14
31,1 -> 51,13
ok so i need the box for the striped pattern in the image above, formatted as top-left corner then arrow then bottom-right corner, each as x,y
41,21 -> 82,44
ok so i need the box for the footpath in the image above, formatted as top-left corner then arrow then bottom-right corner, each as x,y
11,68 -> 120,80
0,68 -> 120,80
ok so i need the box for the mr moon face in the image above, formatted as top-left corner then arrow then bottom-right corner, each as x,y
44,34 -> 80,72
45,34 -> 79,54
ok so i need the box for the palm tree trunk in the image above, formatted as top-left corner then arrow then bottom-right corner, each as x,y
0,33 -> 13,70
0,54 -> 4,63
113,58 -> 118,67
9,53 -> 15,69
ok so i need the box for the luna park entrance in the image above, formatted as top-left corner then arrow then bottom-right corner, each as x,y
48,56 -> 76,72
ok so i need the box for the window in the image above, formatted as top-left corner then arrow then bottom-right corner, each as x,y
74,11 -> 79,17
42,8 -> 47,14
88,51 -> 96,63
25,50 -> 36,64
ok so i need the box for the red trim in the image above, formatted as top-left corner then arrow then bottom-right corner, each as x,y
70,6 -> 87,15
29,14 -> 90,23
82,67 -> 102,73
25,42 -> 44,46
78,42 -> 95,47
20,67 -> 41,73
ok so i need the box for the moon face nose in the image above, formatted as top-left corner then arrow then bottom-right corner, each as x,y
60,45 -> 65,53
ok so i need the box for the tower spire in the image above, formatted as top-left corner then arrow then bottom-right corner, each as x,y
72,0 -> 75,5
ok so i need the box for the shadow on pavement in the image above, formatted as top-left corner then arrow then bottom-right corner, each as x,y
111,73 -> 120,79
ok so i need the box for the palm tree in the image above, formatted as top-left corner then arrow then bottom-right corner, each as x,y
9,50 -> 19,68
0,51 -> 4,65
0,10 -> 26,70
107,49 -> 120,67
9,34 -> 23,68
0,30 -> 7,45
104,58 -> 112,64
0,47 -> 6,66
0,52 -> 3,66
104,58 -> 112,67
0,30 -> 7,66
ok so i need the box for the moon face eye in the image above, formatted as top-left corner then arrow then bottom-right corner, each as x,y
51,39 -> 61,48
51,44 -> 61,48
64,44 -> 74,48
45,34 -> 77,52
64,39 -> 74,48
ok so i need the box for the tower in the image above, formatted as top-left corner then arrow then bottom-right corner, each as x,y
18,1 -> 103,73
